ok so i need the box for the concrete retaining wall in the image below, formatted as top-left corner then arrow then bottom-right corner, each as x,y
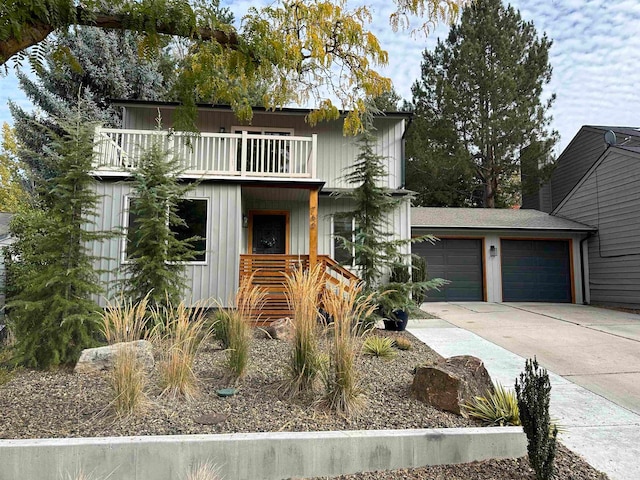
0,427 -> 527,480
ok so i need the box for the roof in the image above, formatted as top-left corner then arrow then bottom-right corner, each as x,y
411,207 -> 596,231
110,99 -> 413,119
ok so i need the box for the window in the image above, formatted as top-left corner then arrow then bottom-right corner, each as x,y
232,127 -> 293,174
125,197 -> 208,263
332,215 -> 356,266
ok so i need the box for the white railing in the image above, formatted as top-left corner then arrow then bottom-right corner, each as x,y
93,128 -> 317,179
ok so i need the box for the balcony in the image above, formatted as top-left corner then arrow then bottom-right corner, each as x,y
93,128 -> 317,180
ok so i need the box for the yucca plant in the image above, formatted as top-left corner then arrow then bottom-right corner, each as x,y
462,382 -> 521,426
100,294 -> 151,417
151,298 -> 212,400
321,282 -> 376,417
282,264 -> 325,397
362,336 -> 396,358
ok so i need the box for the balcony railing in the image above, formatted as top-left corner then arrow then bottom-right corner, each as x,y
93,128 -> 317,179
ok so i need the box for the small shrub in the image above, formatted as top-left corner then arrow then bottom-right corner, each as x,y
362,336 -> 396,358
321,282 -> 376,417
462,382 -> 520,426
515,357 -> 558,480
283,264 -> 325,397
392,336 -> 412,351
151,298 -> 212,400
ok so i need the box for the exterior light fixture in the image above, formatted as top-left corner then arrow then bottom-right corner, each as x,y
490,245 -> 497,257
242,214 -> 249,228
220,127 -> 226,133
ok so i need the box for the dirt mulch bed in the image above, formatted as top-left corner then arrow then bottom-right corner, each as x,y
0,329 -> 608,479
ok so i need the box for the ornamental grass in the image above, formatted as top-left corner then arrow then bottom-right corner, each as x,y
321,282 -> 377,417
462,382 -> 521,427
282,264 -> 325,398
151,298 -> 212,401
99,294 -> 151,417
362,335 -> 396,358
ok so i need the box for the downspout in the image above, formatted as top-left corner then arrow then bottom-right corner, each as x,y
580,231 -> 595,305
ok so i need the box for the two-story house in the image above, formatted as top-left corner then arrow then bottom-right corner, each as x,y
89,101 -> 412,319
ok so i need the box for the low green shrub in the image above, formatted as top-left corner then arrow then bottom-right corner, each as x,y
515,357 -> 558,480
462,382 -> 520,426
362,336 -> 396,358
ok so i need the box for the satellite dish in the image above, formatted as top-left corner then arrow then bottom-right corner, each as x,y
604,130 -> 617,146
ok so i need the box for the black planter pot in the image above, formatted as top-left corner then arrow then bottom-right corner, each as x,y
383,309 -> 409,331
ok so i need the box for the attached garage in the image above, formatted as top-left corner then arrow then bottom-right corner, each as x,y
413,238 -> 484,301
501,239 -> 572,302
412,208 -> 596,304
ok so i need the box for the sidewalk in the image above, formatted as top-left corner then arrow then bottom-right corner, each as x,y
408,318 -> 640,480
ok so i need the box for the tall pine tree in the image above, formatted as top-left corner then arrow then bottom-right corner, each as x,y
6,111 -> 110,368
408,0 -> 557,208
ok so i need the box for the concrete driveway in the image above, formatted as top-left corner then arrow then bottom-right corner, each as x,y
418,302 -> 640,415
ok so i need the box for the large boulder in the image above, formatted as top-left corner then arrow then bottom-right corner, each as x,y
263,317 -> 295,341
74,340 -> 154,374
411,355 -> 494,416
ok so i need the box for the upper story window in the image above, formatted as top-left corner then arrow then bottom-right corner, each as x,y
125,197 -> 208,263
232,127 -> 294,175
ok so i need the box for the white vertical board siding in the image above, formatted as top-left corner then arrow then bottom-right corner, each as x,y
88,181 -> 241,306
556,148 -> 640,307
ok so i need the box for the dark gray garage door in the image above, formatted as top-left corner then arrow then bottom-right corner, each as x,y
413,238 -> 484,302
501,240 -> 572,302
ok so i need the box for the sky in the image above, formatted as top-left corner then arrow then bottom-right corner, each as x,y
1,0 -> 640,152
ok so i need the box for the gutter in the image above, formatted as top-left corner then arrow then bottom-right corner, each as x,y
400,116 -> 414,189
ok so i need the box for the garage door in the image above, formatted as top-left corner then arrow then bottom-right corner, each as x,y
413,238 -> 484,302
501,240 -> 571,302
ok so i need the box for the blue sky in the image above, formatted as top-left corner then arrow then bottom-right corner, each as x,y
2,0 -> 639,152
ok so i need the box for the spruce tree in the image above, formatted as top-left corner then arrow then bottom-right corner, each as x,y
120,134 -> 198,309
408,0 -> 557,207
6,112 -> 109,369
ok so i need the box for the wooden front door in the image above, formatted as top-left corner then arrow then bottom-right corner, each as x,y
251,213 -> 288,254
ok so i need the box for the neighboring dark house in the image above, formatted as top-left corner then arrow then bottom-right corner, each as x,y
412,208 -> 594,304
523,126 -> 640,308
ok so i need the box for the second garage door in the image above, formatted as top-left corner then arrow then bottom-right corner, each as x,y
501,239 -> 572,302
413,238 -> 484,302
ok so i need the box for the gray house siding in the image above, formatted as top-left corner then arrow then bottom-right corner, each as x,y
120,105 -> 405,190
88,181 -> 242,306
555,148 -> 640,307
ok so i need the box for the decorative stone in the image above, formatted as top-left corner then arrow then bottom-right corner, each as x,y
410,355 -> 494,417
264,317 -> 295,341
194,413 -> 228,425
74,340 -> 154,374
216,388 -> 237,397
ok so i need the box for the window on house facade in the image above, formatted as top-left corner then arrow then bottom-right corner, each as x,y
332,215 -> 356,266
232,127 -> 293,174
125,197 -> 208,263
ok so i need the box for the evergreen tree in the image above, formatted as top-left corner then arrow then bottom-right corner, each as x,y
6,112 -> 109,369
10,27 -> 176,180
408,0 -> 557,207
120,133 -> 197,309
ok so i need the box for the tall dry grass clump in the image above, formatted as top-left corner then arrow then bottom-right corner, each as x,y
99,294 -> 150,417
151,298 -> 212,400
185,461 -> 222,480
214,274 -> 266,382
282,264 -> 325,397
321,282 -> 376,417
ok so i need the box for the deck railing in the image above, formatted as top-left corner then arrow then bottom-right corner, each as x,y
93,128 -> 317,179
238,254 -> 361,323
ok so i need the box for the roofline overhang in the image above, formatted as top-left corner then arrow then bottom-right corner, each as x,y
411,225 -> 597,232
110,99 -> 413,119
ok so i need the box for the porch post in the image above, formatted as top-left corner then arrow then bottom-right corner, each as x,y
309,187 -> 319,269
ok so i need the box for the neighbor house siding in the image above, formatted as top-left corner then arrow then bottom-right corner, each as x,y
88,181 -> 241,306
555,148 -> 640,307
120,106 -> 405,190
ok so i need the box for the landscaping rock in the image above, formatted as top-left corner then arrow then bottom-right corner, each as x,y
74,340 -> 154,374
264,317 -> 295,341
411,355 -> 494,417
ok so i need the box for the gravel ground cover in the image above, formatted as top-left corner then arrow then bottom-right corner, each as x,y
0,329 -> 608,479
